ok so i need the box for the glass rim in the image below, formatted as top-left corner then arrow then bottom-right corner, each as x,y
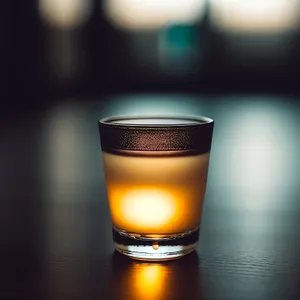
98,114 -> 214,155
99,115 -> 214,128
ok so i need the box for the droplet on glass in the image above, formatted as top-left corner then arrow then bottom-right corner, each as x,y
152,242 -> 159,250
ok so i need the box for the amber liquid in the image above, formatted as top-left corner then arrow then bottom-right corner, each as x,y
103,151 -> 210,236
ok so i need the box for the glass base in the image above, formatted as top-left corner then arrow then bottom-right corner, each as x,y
113,227 -> 199,261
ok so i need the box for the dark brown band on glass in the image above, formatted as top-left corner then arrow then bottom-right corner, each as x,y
98,116 -> 214,155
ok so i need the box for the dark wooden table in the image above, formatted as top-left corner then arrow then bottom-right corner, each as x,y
2,95 -> 300,299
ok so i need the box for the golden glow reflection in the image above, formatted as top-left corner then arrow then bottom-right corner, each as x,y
124,263 -> 167,300
112,252 -> 201,300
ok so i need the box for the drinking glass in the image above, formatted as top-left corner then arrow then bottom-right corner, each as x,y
98,115 -> 214,261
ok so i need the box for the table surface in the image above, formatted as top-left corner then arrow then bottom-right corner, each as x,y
2,94 -> 300,300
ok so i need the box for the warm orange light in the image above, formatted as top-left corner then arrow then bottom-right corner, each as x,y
122,263 -> 167,300
121,189 -> 176,228
103,152 -> 210,235
135,264 -> 166,300
108,185 -> 189,234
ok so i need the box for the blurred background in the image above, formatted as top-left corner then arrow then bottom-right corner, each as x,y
1,0 -> 300,111
2,3 -> 300,299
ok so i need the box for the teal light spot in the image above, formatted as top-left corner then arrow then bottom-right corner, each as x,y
165,25 -> 197,48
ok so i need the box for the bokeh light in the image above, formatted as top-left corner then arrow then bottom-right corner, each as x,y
158,24 -> 199,76
99,94 -> 205,116
104,0 -> 206,31
210,0 -> 300,34
210,98 -> 299,212
39,0 -> 92,29
42,103 -> 90,203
